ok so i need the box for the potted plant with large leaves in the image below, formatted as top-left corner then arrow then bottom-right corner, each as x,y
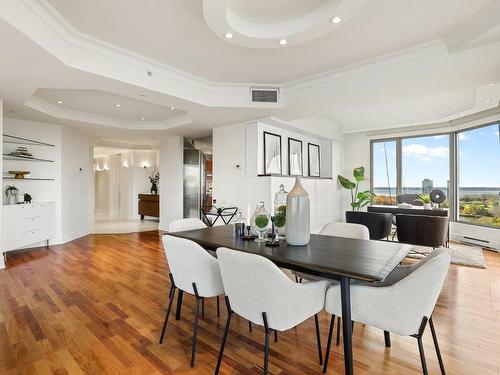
338,167 -> 375,211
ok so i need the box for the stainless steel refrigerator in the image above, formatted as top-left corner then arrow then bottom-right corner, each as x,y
183,148 -> 206,219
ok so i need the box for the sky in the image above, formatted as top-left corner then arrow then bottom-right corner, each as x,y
372,123 -> 500,189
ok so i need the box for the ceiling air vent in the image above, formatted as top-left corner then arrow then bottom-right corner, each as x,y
250,88 -> 279,103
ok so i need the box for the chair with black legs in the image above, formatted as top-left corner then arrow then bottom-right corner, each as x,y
322,248 -> 450,375
160,235 -> 224,367
214,247 -> 328,375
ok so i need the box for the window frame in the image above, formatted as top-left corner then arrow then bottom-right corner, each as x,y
370,122 -> 499,230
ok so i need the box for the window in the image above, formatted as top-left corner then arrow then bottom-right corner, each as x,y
370,122 -> 500,229
401,135 -> 449,206
372,140 -> 397,205
457,123 -> 500,227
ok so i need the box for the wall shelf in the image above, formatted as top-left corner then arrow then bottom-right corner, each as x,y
3,154 -> 54,162
2,134 -> 55,147
3,177 -> 55,181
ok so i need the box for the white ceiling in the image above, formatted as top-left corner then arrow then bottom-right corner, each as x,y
46,0 -> 492,83
0,0 -> 499,144
34,89 -> 182,121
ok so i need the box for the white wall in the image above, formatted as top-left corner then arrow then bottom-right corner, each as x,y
94,155 -> 120,216
213,119 -> 343,232
159,136 -> 183,231
61,126 -> 92,242
1,118 -> 91,249
119,150 -> 158,219
0,100 -> 4,269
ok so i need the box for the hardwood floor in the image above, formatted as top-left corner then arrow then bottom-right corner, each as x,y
1,231 -> 499,374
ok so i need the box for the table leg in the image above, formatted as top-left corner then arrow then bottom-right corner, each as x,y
340,277 -> 353,375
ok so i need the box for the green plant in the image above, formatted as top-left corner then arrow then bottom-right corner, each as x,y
338,167 -> 375,211
255,215 -> 269,228
416,193 -> 432,204
274,205 -> 286,228
5,185 -> 18,197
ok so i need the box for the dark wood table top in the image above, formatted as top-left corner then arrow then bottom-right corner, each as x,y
168,225 -> 412,282
368,205 -> 448,217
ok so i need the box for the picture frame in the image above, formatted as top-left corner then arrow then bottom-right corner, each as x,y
308,143 -> 320,177
288,138 -> 303,176
263,131 -> 282,175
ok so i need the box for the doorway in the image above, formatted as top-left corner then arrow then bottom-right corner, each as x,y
92,147 -> 159,233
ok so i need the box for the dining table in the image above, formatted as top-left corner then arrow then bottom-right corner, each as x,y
169,225 -> 412,375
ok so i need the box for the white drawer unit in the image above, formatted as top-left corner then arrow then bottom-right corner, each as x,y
2,202 -> 56,253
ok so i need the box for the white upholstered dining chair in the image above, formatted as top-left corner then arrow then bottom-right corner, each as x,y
293,222 -> 369,283
322,248 -> 450,375
168,218 -> 207,232
160,235 -> 224,367
214,247 -> 329,375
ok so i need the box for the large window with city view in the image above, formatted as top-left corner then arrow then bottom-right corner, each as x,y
457,123 -> 500,227
401,135 -> 449,207
370,123 -> 499,229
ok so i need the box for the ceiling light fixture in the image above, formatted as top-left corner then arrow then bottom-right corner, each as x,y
115,103 -> 121,107
140,117 -> 145,120
57,100 -> 63,104
278,38 -> 287,46
169,106 -> 175,110
224,32 -> 233,39
488,83 -> 495,86
331,16 -> 342,24
484,99 -> 491,103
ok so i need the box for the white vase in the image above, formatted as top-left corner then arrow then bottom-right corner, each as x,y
286,177 -> 310,246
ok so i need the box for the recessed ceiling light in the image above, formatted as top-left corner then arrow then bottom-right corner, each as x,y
488,83 -> 495,86
484,99 -> 491,103
57,100 -> 63,104
169,106 -> 175,110
115,104 -> 121,107
140,117 -> 145,120
279,39 -> 287,46
331,16 -> 342,24
224,32 -> 233,39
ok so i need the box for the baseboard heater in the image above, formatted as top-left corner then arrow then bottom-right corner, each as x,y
457,235 -> 499,251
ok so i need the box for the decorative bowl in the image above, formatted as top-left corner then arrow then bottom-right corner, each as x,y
8,170 -> 30,179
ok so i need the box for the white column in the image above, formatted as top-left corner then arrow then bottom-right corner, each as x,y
159,136 -> 184,231
0,100 -> 4,269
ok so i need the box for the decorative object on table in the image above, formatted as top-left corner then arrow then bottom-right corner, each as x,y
8,170 -> 30,179
288,138 -> 303,175
9,146 -> 33,158
274,184 -> 287,240
265,216 -> 280,247
286,176 -> 310,246
5,185 -> 19,205
416,193 -> 432,210
263,131 -> 282,174
241,225 -> 256,240
430,189 -> 446,208
24,193 -> 32,204
149,171 -> 159,194
250,201 -> 270,242
232,211 -> 246,237
307,143 -> 320,177
338,166 -> 375,211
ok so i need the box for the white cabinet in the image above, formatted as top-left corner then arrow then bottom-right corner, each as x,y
2,202 -> 56,252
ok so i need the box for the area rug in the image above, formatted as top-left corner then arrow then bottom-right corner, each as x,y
407,242 -> 487,269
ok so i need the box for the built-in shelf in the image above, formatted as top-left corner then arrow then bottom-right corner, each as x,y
3,154 -> 54,162
2,134 -> 55,147
2,177 -> 55,181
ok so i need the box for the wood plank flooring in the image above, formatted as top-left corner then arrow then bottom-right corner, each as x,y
0,231 -> 499,374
